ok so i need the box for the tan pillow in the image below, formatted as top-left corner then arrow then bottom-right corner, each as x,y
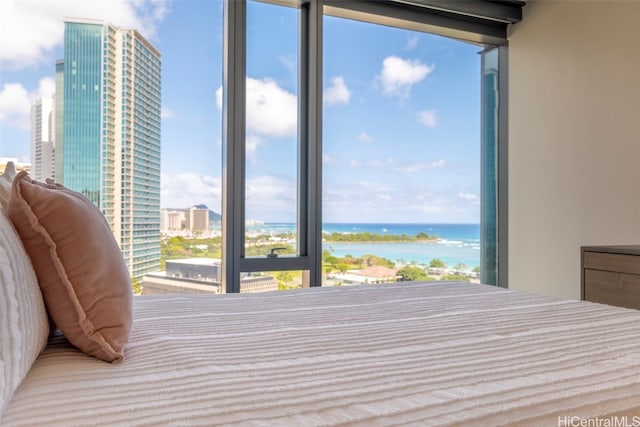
7,171 -> 132,363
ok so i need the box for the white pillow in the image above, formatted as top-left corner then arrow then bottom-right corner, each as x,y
0,209 -> 49,415
0,162 -> 16,212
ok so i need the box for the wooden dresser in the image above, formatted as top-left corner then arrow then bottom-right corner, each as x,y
581,245 -> 640,309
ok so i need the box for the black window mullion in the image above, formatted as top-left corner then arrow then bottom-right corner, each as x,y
222,0 -> 246,293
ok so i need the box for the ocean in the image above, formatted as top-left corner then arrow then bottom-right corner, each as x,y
246,223 -> 481,269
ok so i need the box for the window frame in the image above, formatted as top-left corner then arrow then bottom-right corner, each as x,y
222,0 -> 519,292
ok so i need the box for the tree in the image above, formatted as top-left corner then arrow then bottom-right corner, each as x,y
361,254 -> 395,268
429,258 -> 447,269
397,266 -> 431,281
131,277 -> 143,295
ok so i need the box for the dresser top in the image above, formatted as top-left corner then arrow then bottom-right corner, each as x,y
582,245 -> 640,255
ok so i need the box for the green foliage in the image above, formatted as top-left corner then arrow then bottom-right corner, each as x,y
337,263 -> 350,273
323,231 -> 435,243
131,277 -> 143,295
161,235 -> 293,267
440,273 -> 470,282
275,271 -> 293,283
360,254 -> 395,268
397,266 -> 431,282
275,270 -> 301,291
429,258 -> 447,268
472,266 -> 481,273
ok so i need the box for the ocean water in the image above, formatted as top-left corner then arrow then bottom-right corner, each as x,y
247,223 -> 481,269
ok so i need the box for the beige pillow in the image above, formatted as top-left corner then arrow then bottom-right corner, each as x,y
0,161 -> 16,212
0,209 -> 49,414
8,171 -> 132,363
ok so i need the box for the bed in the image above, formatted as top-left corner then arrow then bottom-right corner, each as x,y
2,166 -> 640,425
3,281 -> 640,426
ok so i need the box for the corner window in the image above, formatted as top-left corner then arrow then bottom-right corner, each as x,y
222,0 -> 514,290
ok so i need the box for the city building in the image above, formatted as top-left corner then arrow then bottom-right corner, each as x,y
30,97 -> 55,181
142,258 -> 277,294
160,209 -> 187,231
186,206 -> 209,232
56,18 -> 162,279
160,207 -> 215,233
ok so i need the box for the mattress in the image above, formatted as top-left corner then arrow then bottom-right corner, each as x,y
3,281 -> 640,426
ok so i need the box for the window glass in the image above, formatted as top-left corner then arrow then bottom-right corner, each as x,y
244,0 -> 299,258
151,1 -> 224,295
322,15 -> 482,286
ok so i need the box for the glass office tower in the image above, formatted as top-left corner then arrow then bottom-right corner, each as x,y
57,19 -> 161,280
480,48 -> 500,286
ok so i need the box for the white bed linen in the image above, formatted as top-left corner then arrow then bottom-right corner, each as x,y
3,281 -> 640,426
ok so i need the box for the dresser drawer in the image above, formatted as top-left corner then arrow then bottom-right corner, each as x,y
584,269 -> 640,309
583,251 -> 640,275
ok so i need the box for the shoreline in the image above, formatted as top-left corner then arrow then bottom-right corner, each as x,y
323,238 -> 439,244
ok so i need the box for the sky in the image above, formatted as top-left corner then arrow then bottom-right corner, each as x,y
0,0 -> 482,224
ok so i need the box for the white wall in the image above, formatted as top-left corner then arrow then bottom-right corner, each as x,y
508,0 -> 640,299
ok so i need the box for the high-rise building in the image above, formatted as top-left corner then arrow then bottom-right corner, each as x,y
56,18 -> 162,280
187,206 -> 210,232
31,97 -> 55,181
160,209 -> 186,231
480,49 -> 499,286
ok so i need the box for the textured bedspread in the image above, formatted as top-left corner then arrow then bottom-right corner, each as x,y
4,281 -> 640,426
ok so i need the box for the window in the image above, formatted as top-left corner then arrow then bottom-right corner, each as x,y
222,0 -> 518,291
0,0 -> 518,296
322,15 -> 482,286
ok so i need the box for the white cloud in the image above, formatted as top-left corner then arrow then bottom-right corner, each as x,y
215,86 -> 222,111
378,56 -> 434,98
0,0 -> 170,70
245,175 -> 296,222
349,159 -> 361,168
245,134 -> 261,157
161,106 -> 175,119
215,77 -> 297,139
357,132 -> 373,143
405,35 -> 419,51
322,180 -> 479,223
161,172 -> 299,222
36,78 -> 56,98
458,192 -> 480,205
0,77 -> 55,130
279,55 -> 296,74
368,158 -> 394,168
324,76 -> 351,106
246,77 -> 297,137
417,109 -> 438,128
161,172 -> 221,210
0,84 -> 30,128
403,159 -> 446,173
